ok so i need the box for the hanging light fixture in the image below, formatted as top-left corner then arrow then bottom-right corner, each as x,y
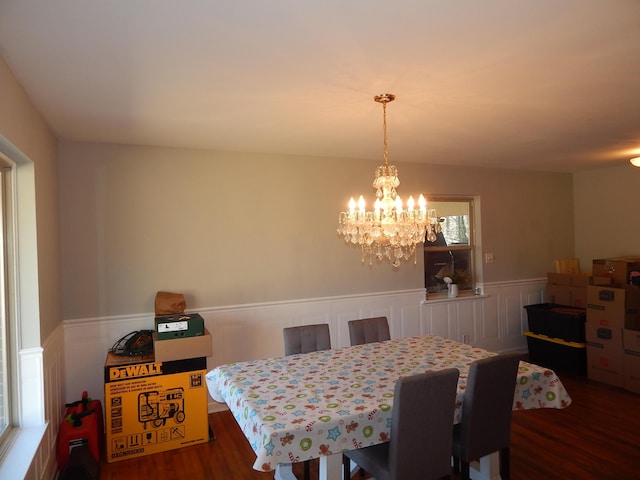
337,94 -> 439,268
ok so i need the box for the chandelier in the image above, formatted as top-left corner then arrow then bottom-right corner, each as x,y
337,93 -> 439,268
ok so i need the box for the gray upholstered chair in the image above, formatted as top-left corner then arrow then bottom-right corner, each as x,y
452,352 -> 522,480
348,316 -> 390,346
283,323 -> 331,356
282,323 -> 331,479
343,368 -> 460,480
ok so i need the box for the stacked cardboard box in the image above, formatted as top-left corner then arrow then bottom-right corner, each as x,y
104,353 -> 209,463
592,256 -> 640,287
623,329 -> 640,394
104,328 -> 213,462
153,327 -> 212,362
585,285 -> 627,387
546,272 -> 610,308
586,258 -> 640,391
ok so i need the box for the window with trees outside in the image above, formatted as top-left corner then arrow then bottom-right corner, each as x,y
424,198 -> 475,295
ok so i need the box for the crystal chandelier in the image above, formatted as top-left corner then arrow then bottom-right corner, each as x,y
337,94 -> 439,268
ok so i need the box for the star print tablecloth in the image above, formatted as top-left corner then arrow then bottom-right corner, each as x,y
206,335 -> 572,472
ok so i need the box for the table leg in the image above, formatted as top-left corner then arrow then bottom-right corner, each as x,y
275,456 -> 346,480
319,453 -> 343,480
469,452 -> 501,480
274,463 -> 296,480
276,451 -> 499,480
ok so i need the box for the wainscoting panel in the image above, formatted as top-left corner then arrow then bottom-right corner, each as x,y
421,301 -> 450,338
489,280 -> 546,351
475,295 -> 501,352
3,323 -> 65,480
456,301 -> 476,344
40,325 -> 65,480
62,281 -> 546,415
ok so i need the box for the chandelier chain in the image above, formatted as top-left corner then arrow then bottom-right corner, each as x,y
375,93 -> 394,173
382,98 -> 388,169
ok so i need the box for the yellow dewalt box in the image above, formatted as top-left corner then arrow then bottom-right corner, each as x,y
104,352 -> 208,463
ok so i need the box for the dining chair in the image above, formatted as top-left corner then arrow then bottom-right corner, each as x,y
452,352 -> 522,480
283,323 -> 331,356
282,323 -> 331,480
347,316 -> 391,346
343,368 -> 460,480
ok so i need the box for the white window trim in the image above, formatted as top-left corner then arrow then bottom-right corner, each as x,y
424,196 -> 479,296
0,137 -> 46,477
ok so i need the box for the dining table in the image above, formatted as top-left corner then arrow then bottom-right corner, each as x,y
206,334 -> 572,480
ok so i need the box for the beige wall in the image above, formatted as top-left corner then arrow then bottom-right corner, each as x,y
574,163 -> 640,270
0,56 -> 59,345
58,141 -> 575,319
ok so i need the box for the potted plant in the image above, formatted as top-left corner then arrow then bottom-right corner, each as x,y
443,269 -> 469,297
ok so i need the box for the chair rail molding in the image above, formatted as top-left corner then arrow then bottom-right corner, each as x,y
62,280 -> 546,414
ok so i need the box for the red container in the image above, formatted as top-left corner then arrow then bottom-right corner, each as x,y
57,391 -> 103,472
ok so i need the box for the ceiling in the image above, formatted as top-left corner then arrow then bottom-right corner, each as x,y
1,0 -> 639,173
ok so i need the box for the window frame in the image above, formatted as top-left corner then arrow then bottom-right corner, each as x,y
0,159 -> 14,448
423,196 -> 476,296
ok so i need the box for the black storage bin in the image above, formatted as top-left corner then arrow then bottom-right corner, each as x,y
524,303 -> 586,342
525,331 -> 586,375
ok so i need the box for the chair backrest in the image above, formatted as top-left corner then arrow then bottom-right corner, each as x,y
283,324 -> 331,356
388,368 -> 460,480
459,352 -> 522,460
348,317 -> 390,346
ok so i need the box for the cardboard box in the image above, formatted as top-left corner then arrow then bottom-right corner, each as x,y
623,351 -> 640,394
547,274 -> 610,307
104,353 -> 208,463
585,323 -> 624,387
592,257 -> 640,287
623,329 -> 640,393
547,272 -> 611,287
586,286 -> 627,328
586,285 -> 640,329
570,287 -> 587,309
624,285 -> 640,330
547,272 -> 572,286
546,285 -> 588,308
546,284 -> 572,307
153,328 -> 212,362
624,328 -> 640,352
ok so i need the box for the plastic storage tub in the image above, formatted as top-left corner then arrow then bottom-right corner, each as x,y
524,303 -> 586,342
524,331 -> 586,374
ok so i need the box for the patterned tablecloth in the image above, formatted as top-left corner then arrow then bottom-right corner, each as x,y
206,335 -> 572,472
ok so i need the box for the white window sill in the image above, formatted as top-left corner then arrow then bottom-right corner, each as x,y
0,424 -> 47,479
422,293 -> 487,303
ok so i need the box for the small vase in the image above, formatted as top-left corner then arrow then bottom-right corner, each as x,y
448,284 -> 458,298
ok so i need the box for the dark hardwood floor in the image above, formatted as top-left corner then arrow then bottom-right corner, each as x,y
100,369 -> 640,480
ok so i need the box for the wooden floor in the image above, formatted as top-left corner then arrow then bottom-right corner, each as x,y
100,369 -> 640,480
